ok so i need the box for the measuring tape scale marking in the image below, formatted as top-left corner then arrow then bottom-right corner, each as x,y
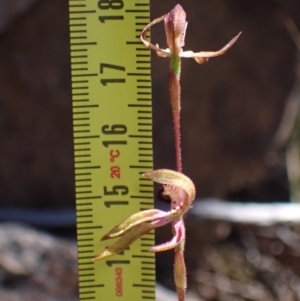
69,0 -> 155,300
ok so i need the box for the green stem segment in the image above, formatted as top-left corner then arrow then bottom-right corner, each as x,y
169,54 -> 182,173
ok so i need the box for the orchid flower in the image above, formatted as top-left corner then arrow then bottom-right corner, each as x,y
93,169 -> 195,261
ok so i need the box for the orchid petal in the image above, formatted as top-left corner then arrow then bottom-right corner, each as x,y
101,209 -> 170,240
93,222 -> 156,261
188,32 -> 242,64
140,13 -> 170,56
150,218 -> 185,252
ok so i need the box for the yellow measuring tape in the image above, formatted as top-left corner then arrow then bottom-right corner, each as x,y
69,0 -> 155,300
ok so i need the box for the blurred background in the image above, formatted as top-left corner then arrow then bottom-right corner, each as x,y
0,0 -> 300,300
1,0 -> 300,208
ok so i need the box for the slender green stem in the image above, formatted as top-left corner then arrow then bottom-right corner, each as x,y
171,54 -> 181,78
169,54 -> 182,173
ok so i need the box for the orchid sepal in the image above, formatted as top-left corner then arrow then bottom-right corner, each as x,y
101,208 -> 170,240
93,222 -> 156,261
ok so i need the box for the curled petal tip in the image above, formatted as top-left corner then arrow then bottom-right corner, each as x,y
229,31 -> 242,46
190,31 -> 242,63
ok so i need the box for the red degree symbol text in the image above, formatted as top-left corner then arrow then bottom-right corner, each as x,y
110,150 -> 120,162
